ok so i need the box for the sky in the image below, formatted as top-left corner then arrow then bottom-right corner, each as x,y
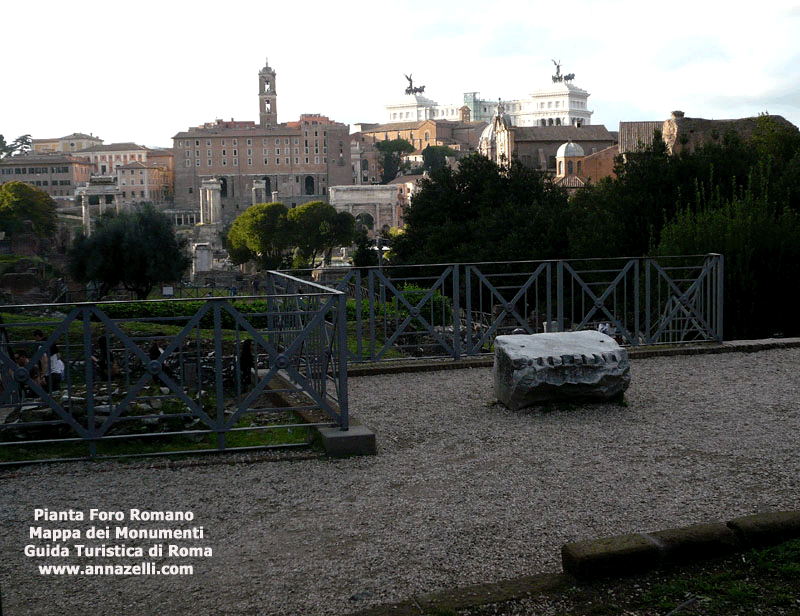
4,0 -> 799,149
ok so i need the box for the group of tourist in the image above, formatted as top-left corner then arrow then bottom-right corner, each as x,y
1,321 -> 259,402
8,329 -> 65,399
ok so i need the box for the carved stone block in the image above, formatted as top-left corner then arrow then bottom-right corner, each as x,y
494,330 -> 630,410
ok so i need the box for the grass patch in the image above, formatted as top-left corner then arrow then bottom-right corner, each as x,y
0,410 -> 314,464
452,537 -> 800,615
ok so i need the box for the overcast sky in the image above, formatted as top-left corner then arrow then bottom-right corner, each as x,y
4,0 -> 799,149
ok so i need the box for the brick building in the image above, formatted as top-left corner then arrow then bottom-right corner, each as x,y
349,118 -> 486,184
0,153 -> 93,203
172,59 -> 351,225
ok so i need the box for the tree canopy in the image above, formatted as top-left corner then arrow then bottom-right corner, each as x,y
68,204 -> 190,299
375,138 -> 415,184
0,181 -> 58,238
0,134 -> 31,159
287,201 -> 355,266
421,144 -> 457,174
566,113 -> 800,338
392,154 -> 570,265
227,202 -> 292,269
226,201 -> 356,269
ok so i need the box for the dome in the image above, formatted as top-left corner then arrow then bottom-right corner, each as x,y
556,140 -> 584,158
479,102 -> 512,149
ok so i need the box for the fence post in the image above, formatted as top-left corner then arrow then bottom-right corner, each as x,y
715,253 -> 724,342
213,300 -> 225,451
556,261 -> 564,333
337,291 -> 349,430
452,265 -> 461,361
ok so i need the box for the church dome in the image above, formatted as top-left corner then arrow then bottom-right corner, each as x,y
479,102 -> 512,150
557,140 -> 584,158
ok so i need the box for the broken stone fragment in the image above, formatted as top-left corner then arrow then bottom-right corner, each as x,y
493,330 -> 630,410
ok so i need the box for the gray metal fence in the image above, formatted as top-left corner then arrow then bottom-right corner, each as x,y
311,254 -> 723,362
0,255 -> 722,463
0,272 -> 348,465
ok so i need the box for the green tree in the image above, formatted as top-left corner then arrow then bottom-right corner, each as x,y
226,202 -> 292,269
375,138 -> 415,183
0,134 -> 31,159
287,201 -> 355,266
392,154 -> 570,265
0,181 -> 58,238
657,186 -> 800,339
421,144 -> 456,174
68,204 -> 190,299
351,227 -> 378,269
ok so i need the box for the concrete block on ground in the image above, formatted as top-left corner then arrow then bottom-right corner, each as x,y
727,510 -> 800,547
648,522 -> 739,564
317,422 -> 376,457
561,533 -> 660,580
494,330 -> 630,410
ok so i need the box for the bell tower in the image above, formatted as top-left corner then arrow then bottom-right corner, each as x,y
259,58 -> 277,127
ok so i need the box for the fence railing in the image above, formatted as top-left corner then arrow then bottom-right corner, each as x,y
0,272 -> 348,464
301,255 -> 723,362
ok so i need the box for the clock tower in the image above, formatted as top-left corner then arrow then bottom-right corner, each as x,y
259,59 -> 277,127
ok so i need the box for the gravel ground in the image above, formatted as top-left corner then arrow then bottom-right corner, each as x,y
1,347 -> 799,616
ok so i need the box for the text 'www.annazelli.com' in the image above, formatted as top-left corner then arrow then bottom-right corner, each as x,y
38,563 -> 193,576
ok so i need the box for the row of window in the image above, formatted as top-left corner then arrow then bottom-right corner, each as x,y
27,180 -> 72,186
186,146 -> 326,158
1,166 -> 72,175
178,134 -> 330,147
184,157 -> 326,168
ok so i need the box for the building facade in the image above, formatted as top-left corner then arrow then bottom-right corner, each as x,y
172,59 -> 351,225
385,64 -> 592,129
0,153 -> 93,202
115,160 -> 173,205
349,118 -> 486,184
479,103 -> 615,172
76,143 -> 154,175
31,133 -> 103,154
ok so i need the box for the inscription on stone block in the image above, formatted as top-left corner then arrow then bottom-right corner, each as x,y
494,331 -> 630,410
